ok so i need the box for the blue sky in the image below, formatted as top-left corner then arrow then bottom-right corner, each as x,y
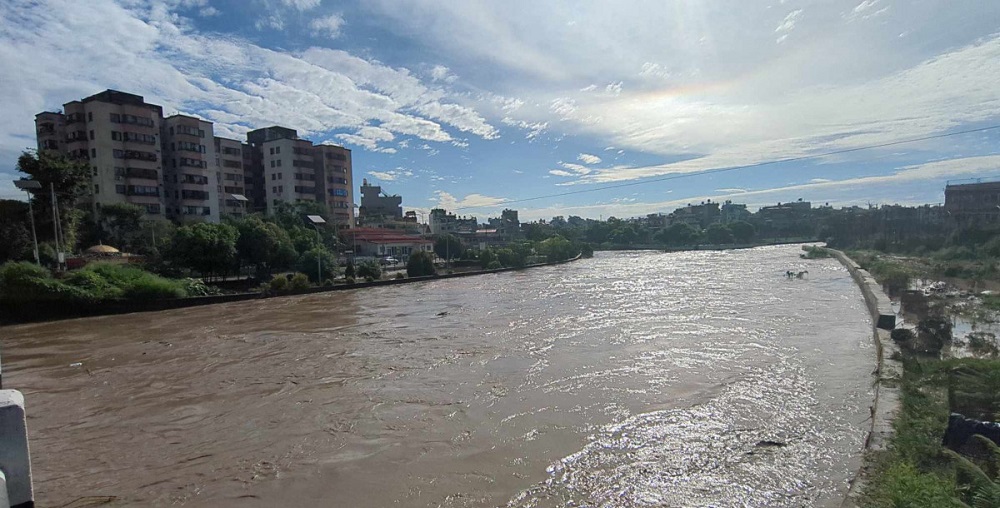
2,0 -> 1000,221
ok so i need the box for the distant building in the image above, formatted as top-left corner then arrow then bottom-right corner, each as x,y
429,208 -> 477,235
756,199 -> 813,236
344,227 -> 433,258
34,90 -> 354,225
668,201 -> 721,229
358,179 -> 403,223
945,179 -> 1000,221
720,200 -> 751,224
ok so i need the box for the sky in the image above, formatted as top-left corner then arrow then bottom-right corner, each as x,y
1,0 -> 1000,221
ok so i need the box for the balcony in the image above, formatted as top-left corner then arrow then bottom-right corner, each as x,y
126,168 -> 158,180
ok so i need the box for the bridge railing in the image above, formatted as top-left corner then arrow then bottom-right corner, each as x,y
0,350 -> 33,508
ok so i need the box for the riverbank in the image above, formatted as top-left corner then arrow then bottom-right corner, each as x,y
832,249 -> 1000,506
0,255 -> 582,325
824,248 -> 902,507
594,237 -> 821,252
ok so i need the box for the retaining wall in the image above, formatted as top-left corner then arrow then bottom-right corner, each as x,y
829,248 -> 902,508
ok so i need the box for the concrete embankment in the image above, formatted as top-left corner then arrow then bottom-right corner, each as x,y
828,248 -> 902,507
0,255 -> 583,325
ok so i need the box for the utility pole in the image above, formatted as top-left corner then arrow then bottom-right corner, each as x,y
13,180 -> 41,264
50,183 -> 62,269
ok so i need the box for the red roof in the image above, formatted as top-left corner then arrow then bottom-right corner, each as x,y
345,228 -> 433,245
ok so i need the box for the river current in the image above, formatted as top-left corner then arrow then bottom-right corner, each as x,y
4,246 -> 874,507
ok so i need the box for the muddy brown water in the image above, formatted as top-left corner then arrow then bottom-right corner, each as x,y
3,247 -> 874,507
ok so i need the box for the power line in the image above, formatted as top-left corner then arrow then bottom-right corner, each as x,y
454,124 -> 1000,211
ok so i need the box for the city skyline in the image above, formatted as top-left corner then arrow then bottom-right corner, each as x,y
2,0 -> 1000,221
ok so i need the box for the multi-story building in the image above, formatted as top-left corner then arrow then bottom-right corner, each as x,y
36,92 -> 354,223
945,178 -> 1000,222
429,208 -> 477,235
358,179 -> 403,223
35,90 -> 165,216
214,137 -> 247,217
161,115 -> 217,222
669,201 -> 721,229
316,144 -> 354,227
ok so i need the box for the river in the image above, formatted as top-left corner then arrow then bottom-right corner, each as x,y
3,246 -> 874,507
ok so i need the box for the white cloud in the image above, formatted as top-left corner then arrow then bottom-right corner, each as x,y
368,171 -> 398,181
434,191 -> 507,211
430,65 -> 457,83
775,9 -> 803,35
577,153 -> 602,164
310,14 -> 345,38
715,188 -> 748,193
282,0 -> 320,11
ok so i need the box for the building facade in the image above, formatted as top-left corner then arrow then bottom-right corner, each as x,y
36,90 -> 165,216
945,179 -> 1000,221
358,180 -> 403,223
162,114 -> 218,222
35,91 -> 354,225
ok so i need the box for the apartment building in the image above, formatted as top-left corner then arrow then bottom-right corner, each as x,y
35,90 -> 165,216
36,91 -> 354,224
161,115 -> 218,223
214,137 -> 247,217
245,126 -> 354,226
316,144 -> 354,227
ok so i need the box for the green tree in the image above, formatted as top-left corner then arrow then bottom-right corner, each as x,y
657,223 -> 700,246
406,251 -> 437,277
168,222 -> 238,277
0,200 -> 32,262
356,260 -> 382,280
97,203 -> 146,252
235,215 -> 297,277
434,234 -> 463,260
15,150 -> 90,253
729,221 -> 756,244
538,235 -> 578,262
297,247 -> 337,282
479,248 -> 497,269
705,223 -> 734,244
344,261 -> 356,279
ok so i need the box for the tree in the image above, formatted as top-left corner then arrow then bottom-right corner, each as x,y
538,235 -> 578,262
406,251 -> 436,277
0,200 -> 32,263
657,223 -> 700,246
168,222 -> 238,277
235,216 -> 297,277
705,223 -> 734,245
297,247 -> 337,282
15,151 -> 90,252
98,203 -> 146,252
434,234 -> 463,260
729,221 -> 756,244
356,260 -> 382,280
479,248 -> 497,269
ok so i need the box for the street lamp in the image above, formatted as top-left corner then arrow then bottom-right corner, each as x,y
13,180 -> 41,265
306,214 -> 326,283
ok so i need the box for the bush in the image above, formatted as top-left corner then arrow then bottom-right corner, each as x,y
0,262 -> 94,302
63,269 -> 119,298
180,278 -> 221,297
269,275 -> 289,292
486,260 -> 502,270
407,251 -> 436,277
323,279 -> 334,287
344,262 -> 355,279
82,263 -> 187,300
364,276 -> 374,282
289,272 -> 310,291
345,277 -> 356,284
395,273 -> 405,279
357,261 -> 382,280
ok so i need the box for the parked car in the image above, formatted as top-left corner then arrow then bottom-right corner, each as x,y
380,256 -> 399,266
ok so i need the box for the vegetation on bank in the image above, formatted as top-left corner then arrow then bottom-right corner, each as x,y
852,225 -> 1000,506
0,261 -> 209,303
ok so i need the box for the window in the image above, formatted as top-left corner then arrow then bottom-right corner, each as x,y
276,159 -> 282,167
181,190 -> 210,200
177,141 -> 205,153
272,186 -> 278,193
332,188 -> 348,197
181,174 -> 209,185
223,159 -> 242,169
94,184 -> 99,194
144,204 -> 161,214
278,185 -> 283,193
278,172 -> 282,179
110,113 -> 121,123
275,146 -> 280,154
116,185 -> 126,194
89,130 -> 94,140
112,131 -> 121,141
270,160 -> 275,168
87,112 -> 93,122
91,148 -> 96,158
269,147 -> 274,155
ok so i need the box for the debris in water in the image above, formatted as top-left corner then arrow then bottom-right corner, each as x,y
69,362 -> 83,367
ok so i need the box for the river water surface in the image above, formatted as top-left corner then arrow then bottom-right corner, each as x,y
4,247 -> 874,507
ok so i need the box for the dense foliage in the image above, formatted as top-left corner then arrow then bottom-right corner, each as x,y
406,251 -> 436,277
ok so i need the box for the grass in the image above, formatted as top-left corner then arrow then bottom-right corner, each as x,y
0,260 -> 189,303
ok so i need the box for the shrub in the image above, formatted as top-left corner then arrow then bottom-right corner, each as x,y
406,251 -> 436,277
344,262 -> 355,279
180,278 -> 220,297
486,260 -> 502,270
269,274 -> 289,292
357,261 -> 382,280
395,273 -> 405,279
0,262 -> 94,302
63,269 -> 120,298
323,279 -> 334,287
289,272 -> 310,291
345,277 -> 356,284
82,263 -> 187,300
364,276 -> 374,282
